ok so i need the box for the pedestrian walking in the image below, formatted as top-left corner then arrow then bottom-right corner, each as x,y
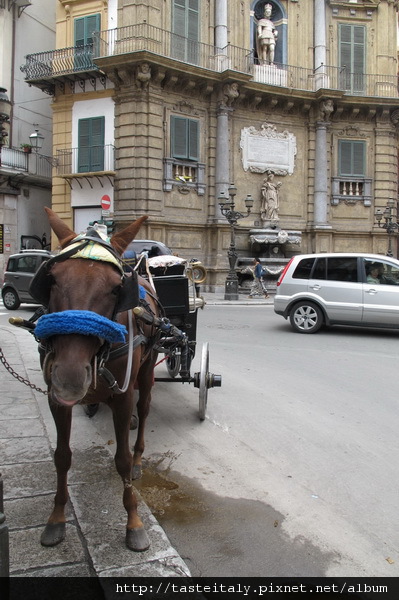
249,258 -> 269,298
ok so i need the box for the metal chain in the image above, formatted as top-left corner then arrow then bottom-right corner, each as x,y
0,347 -> 48,395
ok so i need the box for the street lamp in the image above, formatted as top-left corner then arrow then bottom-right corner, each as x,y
218,183 -> 253,300
29,126 -> 44,152
374,198 -> 399,257
0,87 -> 11,148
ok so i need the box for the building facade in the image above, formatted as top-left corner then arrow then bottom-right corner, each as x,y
0,0 -> 55,278
20,0 -> 399,291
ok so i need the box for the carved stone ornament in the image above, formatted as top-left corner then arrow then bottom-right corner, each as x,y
240,122 -> 297,175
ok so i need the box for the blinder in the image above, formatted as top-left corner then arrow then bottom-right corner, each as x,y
116,271 -> 140,313
29,258 -> 54,307
29,255 -> 141,313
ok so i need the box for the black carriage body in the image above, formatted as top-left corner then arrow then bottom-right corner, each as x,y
153,275 -> 198,345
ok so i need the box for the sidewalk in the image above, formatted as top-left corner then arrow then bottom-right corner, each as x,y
0,321 -> 190,580
201,291 -> 274,305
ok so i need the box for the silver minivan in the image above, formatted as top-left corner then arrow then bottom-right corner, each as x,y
274,252 -> 399,333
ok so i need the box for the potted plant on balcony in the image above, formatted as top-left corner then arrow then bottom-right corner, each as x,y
20,143 -> 32,154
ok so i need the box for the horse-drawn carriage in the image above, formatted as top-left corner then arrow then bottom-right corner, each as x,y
6,209 -> 221,553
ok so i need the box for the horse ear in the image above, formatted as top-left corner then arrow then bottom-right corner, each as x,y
44,207 -> 77,248
110,215 -> 148,255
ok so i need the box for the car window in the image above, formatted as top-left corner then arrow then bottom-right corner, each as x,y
364,258 -> 399,285
312,257 -> 327,280
15,256 -> 39,273
292,257 -> 315,279
326,257 -> 358,282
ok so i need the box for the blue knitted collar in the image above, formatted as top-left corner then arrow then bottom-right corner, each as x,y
35,310 -> 128,343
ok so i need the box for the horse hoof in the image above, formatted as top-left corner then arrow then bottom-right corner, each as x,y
132,464 -> 142,480
126,527 -> 150,552
40,523 -> 66,547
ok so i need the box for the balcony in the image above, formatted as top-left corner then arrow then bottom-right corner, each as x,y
20,24 -> 399,99
164,158 -> 205,195
20,44 -> 101,94
93,23 -> 399,98
0,147 -> 52,182
331,176 -> 372,207
55,145 -> 115,184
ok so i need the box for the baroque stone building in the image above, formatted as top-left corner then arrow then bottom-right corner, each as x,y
21,0 -> 399,291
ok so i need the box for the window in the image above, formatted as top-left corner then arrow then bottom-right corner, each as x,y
78,117 -> 105,172
338,140 -> 365,177
171,0 -> 199,64
171,116 -> 199,161
74,14 -> 100,69
292,258 -> 316,279
326,257 -> 358,282
339,24 -> 365,93
364,259 -> 399,285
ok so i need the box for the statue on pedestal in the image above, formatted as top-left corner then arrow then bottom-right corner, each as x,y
256,4 -> 278,65
261,170 -> 282,223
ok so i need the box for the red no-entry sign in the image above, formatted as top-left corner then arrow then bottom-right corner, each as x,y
101,195 -> 111,210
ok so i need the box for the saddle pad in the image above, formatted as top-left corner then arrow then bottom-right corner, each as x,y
61,240 -> 124,275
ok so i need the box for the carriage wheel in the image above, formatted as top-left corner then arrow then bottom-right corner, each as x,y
198,342 -> 210,421
166,350 -> 181,378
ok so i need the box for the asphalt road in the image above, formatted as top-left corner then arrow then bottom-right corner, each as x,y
96,303 -> 398,578
1,301 -> 398,578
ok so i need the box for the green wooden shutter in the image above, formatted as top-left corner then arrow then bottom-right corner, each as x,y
171,116 -> 188,158
90,117 -> 105,171
78,117 -> 104,172
352,141 -> 365,176
75,17 -> 85,48
172,0 -> 199,63
339,140 -> 365,176
339,24 -> 365,93
188,119 -> 199,160
78,119 -> 90,172
74,14 -> 100,46
171,116 -> 199,160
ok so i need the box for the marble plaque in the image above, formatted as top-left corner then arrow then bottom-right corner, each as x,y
240,122 -> 296,175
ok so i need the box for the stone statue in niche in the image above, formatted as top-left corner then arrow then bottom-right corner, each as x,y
256,3 -> 278,65
261,170 -> 282,222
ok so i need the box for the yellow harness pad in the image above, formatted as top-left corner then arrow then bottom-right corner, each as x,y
61,238 -> 124,275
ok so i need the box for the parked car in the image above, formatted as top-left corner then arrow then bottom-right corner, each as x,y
2,249 -> 53,310
274,252 -> 399,333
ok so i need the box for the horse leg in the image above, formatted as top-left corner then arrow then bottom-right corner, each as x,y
110,391 -> 150,552
132,360 -> 154,481
41,402 -> 72,546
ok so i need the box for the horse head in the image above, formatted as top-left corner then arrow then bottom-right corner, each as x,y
37,207 -> 148,407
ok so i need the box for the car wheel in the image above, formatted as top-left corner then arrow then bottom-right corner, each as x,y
289,301 -> 323,334
2,288 -> 21,310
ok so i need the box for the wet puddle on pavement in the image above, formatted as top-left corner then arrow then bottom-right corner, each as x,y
133,452 -> 336,577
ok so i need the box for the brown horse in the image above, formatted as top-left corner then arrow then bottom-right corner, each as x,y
33,208 -> 160,552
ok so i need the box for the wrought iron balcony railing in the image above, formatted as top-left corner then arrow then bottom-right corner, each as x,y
55,145 -> 115,176
93,23 -> 399,98
20,44 -> 98,81
19,23 -> 399,99
0,147 -> 52,179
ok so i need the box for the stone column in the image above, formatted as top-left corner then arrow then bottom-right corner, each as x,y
314,0 -> 327,68
215,104 -> 231,210
313,121 -> 329,226
215,0 -> 228,49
